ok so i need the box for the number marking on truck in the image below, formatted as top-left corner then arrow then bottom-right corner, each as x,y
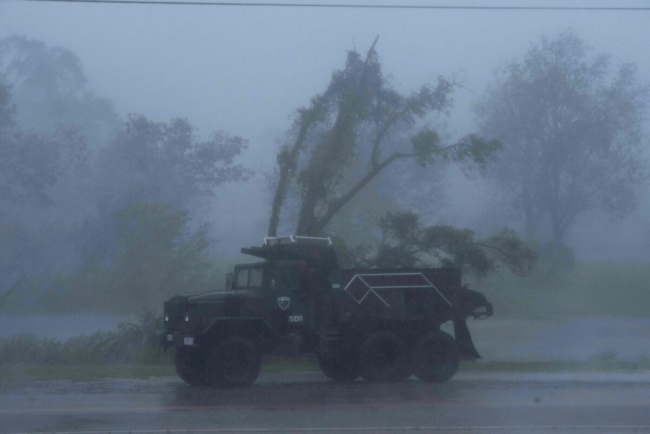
288,315 -> 303,322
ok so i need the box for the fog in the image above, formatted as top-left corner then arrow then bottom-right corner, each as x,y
3,8 -> 650,430
1,0 -> 650,316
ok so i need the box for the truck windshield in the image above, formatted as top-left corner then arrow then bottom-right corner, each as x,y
234,266 -> 264,289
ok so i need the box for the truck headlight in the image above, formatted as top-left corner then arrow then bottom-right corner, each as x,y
185,313 -> 189,322
165,314 -> 169,322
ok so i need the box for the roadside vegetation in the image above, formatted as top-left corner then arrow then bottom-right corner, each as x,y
0,313 -> 166,366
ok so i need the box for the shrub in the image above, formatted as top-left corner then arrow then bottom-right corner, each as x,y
0,312 -> 169,365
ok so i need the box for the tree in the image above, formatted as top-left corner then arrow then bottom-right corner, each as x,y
0,81 -> 86,211
476,30 -> 648,243
72,114 -> 251,266
0,81 -> 56,209
268,39 -> 499,237
0,37 -> 119,291
0,81 -> 88,293
0,35 -> 120,146
112,203 -> 213,311
47,202 -> 215,313
98,114 -> 251,211
344,210 -> 536,277
267,42 -> 535,274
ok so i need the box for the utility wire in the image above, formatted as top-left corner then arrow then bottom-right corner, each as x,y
18,0 -> 650,11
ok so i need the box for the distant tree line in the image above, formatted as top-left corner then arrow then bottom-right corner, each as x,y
0,36 -> 249,313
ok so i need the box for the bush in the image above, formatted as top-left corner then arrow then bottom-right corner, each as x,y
37,202 -> 218,315
0,312 -> 169,365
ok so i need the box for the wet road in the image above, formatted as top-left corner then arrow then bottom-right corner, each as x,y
1,372 -> 650,433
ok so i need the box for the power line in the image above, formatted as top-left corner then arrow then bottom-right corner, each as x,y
18,0 -> 650,11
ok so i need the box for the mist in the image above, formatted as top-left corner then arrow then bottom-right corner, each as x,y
3,7 -> 650,431
1,0 -> 650,318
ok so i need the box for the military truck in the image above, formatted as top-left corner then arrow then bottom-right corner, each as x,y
162,236 -> 492,387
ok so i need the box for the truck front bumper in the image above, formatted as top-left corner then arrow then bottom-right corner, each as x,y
161,332 -> 198,352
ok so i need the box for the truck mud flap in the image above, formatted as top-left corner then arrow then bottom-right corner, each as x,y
453,319 -> 481,360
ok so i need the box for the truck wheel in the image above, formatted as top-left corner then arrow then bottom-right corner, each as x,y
414,331 -> 460,383
205,336 -> 261,388
174,348 -> 206,386
317,352 -> 359,383
359,331 -> 407,383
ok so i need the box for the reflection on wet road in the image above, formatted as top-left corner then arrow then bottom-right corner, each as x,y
1,372 -> 650,433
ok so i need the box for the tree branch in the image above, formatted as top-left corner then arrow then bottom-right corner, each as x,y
316,151 -> 413,231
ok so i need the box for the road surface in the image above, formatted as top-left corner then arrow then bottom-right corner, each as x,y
1,371 -> 650,433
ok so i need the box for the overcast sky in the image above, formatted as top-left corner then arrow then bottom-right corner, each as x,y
1,0 -> 649,260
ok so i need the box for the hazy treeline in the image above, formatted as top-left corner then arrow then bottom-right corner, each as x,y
0,36 -> 249,313
0,31 -> 647,315
0,312 -> 166,365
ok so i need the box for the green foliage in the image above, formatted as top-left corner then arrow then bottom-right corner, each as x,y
113,203 -> 212,310
269,41 -> 498,238
0,312 -> 168,365
411,131 -> 501,168
411,129 -> 441,166
100,115 -> 251,211
347,210 -> 536,278
449,134 -> 502,166
47,202 -> 216,314
0,37 -> 252,313
0,365 -> 175,382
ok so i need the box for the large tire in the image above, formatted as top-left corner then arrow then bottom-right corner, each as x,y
414,331 -> 460,383
317,352 -> 360,383
359,331 -> 407,383
174,348 -> 206,386
204,336 -> 261,388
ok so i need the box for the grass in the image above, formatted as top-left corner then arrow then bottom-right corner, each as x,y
0,364 -> 176,382
461,359 -> 650,373
476,262 -> 650,319
0,357 -> 319,383
2,357 -> 649,384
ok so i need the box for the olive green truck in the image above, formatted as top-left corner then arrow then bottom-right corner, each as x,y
163,236 -> 492,387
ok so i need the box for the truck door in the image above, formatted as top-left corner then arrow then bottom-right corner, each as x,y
267,262 -> 311,332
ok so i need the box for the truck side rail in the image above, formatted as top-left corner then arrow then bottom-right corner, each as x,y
342,272 -> 453,308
